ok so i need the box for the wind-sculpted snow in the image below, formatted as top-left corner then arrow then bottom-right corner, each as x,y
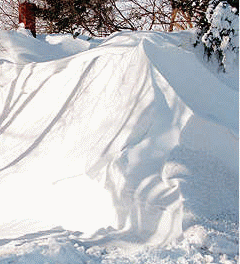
0,30 -> 238,259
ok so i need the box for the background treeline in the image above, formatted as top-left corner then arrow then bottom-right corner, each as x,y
0,0 -> 238,36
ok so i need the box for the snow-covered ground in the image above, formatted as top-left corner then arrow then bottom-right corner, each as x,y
0,28 -> 238,263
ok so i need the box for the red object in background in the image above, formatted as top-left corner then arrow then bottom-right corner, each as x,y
19,1 -> 36,37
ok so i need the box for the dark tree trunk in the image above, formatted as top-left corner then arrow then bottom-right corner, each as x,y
19,1 -> 36,37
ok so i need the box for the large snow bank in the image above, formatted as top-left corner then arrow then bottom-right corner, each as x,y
0,29 -> 238,261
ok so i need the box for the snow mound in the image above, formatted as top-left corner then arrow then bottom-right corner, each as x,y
0,30 -> 238,259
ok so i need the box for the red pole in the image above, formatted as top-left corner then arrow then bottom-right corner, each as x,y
19,1 -> 36,37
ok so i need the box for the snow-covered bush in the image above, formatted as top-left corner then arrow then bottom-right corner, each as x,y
201,1 -> 239,72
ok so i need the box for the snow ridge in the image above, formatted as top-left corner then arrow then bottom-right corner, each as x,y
0,29 -> 238,263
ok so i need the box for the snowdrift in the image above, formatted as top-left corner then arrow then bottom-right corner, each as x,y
0,30 -> 238,249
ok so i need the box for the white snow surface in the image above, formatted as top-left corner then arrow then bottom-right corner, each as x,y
0,29 -> 238,263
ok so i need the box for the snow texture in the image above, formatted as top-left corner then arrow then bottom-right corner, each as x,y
0,29 -> 238,263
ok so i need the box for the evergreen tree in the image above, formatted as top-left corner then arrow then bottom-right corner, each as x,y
195,0 -> 239,72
